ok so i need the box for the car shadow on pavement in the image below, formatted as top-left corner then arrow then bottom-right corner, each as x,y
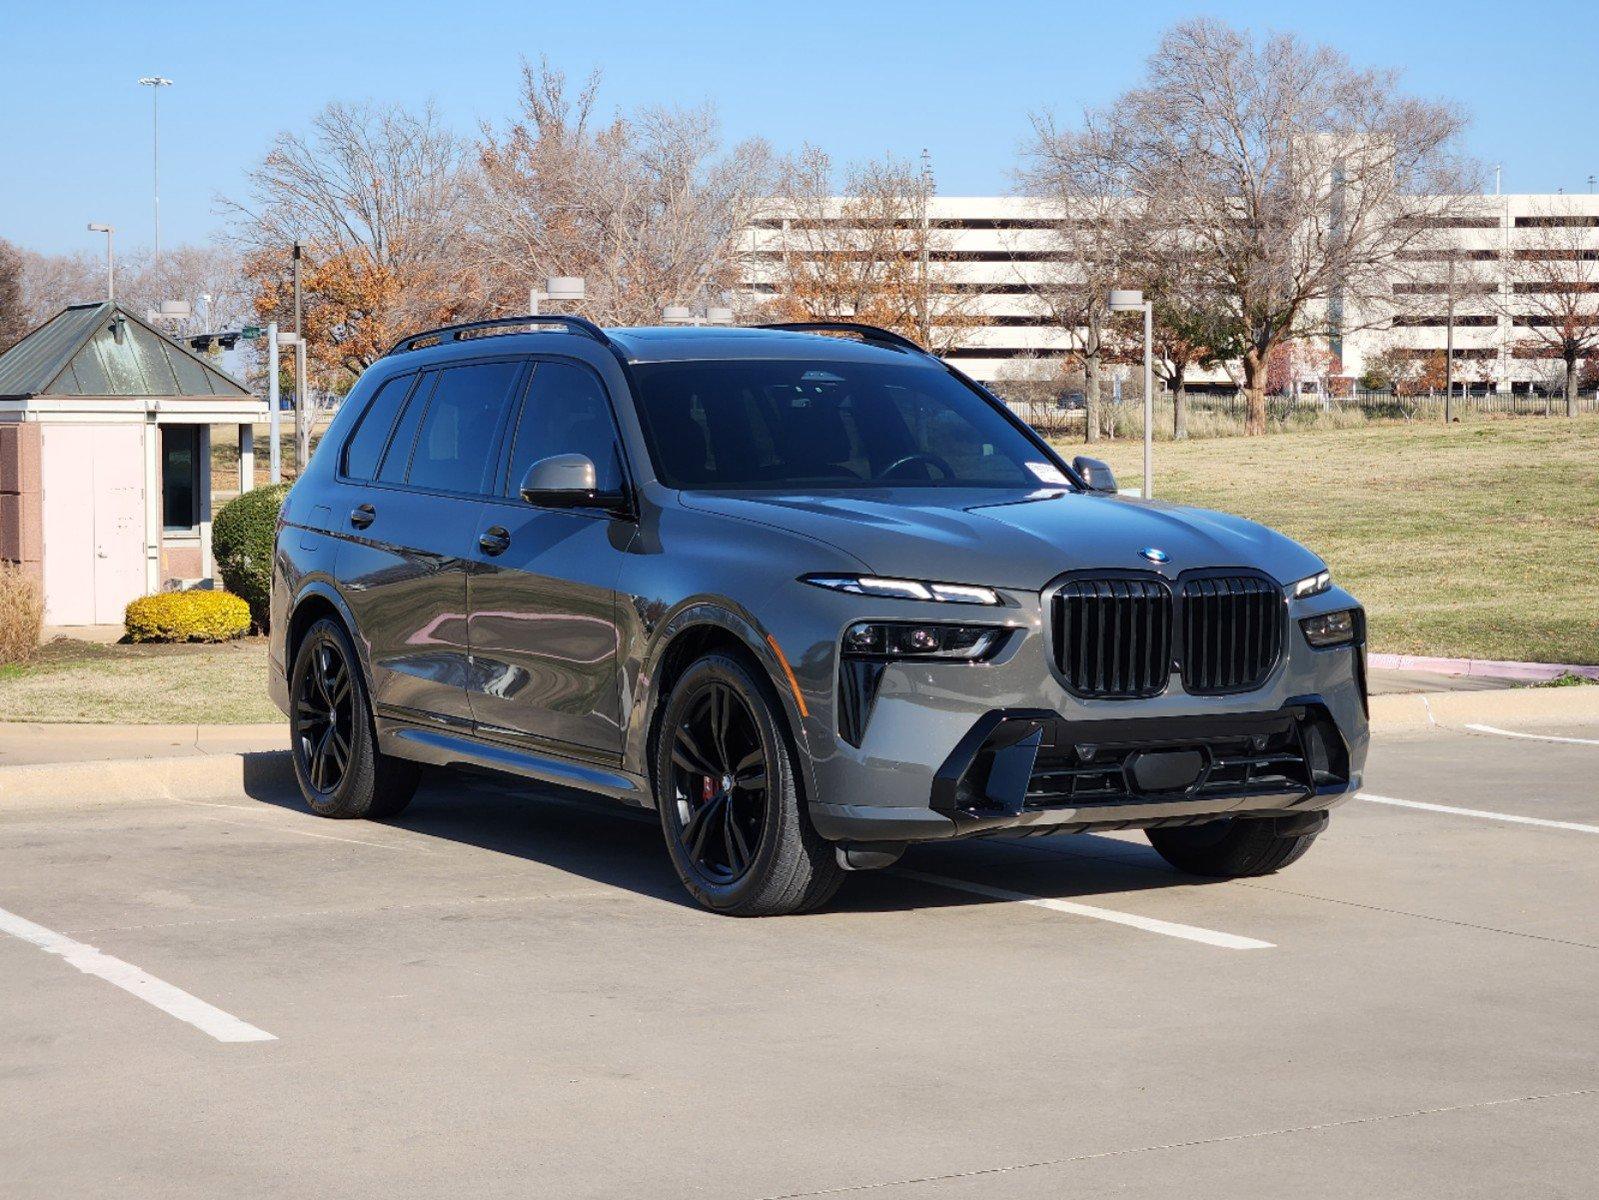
240,757 -> 1202,917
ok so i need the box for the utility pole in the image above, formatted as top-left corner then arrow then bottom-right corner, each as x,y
292,243 -> 309,472
137,76 -> 173,259
1444,254 -> 1456,424
87,224 -> 115,302
267,321 -> 282,484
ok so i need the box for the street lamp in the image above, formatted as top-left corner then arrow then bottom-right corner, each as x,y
529,276 -> 585,314
663,304 -> 734,326
1108,288 -> 1155,499
138,76 -> 173,259
87,223 -> 115,303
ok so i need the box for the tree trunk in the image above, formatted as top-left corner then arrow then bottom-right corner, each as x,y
1241,347 -> 1267,436
1084,349 -> 1101,444
1566,356 -> 1579,418
1173,372 -> 1188,441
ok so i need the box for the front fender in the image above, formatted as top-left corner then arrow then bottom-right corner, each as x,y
623,596 -> 818,811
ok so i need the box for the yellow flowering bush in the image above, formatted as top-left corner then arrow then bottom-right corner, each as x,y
124,590 -> 252,643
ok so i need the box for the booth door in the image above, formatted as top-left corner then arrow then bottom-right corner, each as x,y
40,424 -> 147,626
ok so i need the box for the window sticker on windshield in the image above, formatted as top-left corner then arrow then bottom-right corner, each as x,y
1027,461 -> 1069,485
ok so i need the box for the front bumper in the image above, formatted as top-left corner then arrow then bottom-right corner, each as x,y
787,584 -> 1369,844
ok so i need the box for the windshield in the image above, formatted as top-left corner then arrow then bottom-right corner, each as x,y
630,359 -> 1066,491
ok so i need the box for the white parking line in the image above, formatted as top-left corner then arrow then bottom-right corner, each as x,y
0,905 -> 276,1043
893,869 -> 1274,949
1465,724 -> 1599,747
1359,792 -> 1599,835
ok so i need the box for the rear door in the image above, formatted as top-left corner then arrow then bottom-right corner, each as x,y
335,359 -> 525,728
466,357 -> 633,756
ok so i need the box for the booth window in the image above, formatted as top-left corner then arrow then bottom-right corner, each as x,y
162,426 -> 200,532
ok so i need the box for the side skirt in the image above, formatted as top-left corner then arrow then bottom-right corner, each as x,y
376,716 -> 651,806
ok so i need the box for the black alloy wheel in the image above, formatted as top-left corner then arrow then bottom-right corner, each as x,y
294,637 -> 355,796
666,681 -> 769,884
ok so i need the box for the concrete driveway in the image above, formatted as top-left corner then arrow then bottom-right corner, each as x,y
2,719 -> 1596,1199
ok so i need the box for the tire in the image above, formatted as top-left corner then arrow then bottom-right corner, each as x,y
288,617 -> 420,820
653,652 -> 843,916
1146,817 -> 1320,878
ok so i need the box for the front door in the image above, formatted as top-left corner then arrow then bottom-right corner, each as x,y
39,424 -> 145,626
467,358 -> 632,756
336,360 -> 524,727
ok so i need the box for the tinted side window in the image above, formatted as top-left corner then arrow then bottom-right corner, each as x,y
504,361 -> 623,495
341,374 -> 415,480
377,374 -> 433,484
403,361 -> 523,494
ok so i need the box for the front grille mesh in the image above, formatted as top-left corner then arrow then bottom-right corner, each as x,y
1052,578 -> 1172,699
1050,572 -> 1286,700
1179,575 -> 1285,694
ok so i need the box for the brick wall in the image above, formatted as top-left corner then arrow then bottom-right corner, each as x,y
0,423 -> 43,586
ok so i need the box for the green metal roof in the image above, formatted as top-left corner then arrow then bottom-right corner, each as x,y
0,302 -> 253,400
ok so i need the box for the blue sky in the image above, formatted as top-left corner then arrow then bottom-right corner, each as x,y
4,0 -> 1597,255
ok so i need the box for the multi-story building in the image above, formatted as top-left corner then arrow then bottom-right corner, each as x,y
745,194 -> 1599,394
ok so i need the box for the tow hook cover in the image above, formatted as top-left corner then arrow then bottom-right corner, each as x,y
1127,749 -> 1206,794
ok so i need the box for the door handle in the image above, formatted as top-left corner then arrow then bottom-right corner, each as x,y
478,526 -> 511,556
349,503 -> 376,530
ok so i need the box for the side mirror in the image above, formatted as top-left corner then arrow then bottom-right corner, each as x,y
1072,455 -> 1118,494
518,453 -> 628,514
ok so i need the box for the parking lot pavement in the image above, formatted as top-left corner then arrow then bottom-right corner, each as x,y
2,723 -> 1596,1200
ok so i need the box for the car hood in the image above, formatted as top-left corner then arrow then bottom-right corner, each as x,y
679,488 -> 1325,591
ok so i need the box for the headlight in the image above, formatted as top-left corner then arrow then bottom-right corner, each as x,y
1300,609 -> 1360,648
842,622 -> 1006,661
1290,570 -> 1332,599
802,575 -> 1002,606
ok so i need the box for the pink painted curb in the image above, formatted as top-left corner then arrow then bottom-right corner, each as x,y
1367,653 -> 1599,683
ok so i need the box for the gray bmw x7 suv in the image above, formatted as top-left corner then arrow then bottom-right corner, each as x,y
269,316 -> 1369,915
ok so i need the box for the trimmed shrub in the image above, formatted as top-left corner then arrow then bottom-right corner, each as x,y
212,483 -> 290,631
0,561 -> 45,664
125,590 -> 251,643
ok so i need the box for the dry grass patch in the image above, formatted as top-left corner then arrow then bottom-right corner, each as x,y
0,637 -> 279,724
1054,416 -> 1599,664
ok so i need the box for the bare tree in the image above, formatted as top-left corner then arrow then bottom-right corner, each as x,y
0,239 -> 27,353
759,146 -> 982,354
1013,119 -> 1142,443
1504,201 -> 1599,415
471,58 -> 771,326
1054,18 -> 1478,434
222,100 -> 473,383
15,243 -> 248,339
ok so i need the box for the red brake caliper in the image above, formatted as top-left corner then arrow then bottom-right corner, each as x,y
702,776 -> 715,803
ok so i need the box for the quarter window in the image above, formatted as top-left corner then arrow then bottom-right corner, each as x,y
341,374 -> 416,480
402,361 -> 523,494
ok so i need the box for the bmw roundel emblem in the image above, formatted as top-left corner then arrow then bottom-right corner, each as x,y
1139,547 -> 1170,564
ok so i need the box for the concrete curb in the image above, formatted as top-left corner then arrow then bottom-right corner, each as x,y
1366,683 -> 1599,733
0,751 -> 295,811
3,685 -> 1596,810
1367,653 -> 1599,683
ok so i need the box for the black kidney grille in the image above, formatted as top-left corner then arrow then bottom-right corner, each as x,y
1179,575 -> 1285,694
1052,578 -> 1172,699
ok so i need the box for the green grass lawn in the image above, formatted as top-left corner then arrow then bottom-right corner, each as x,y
1055,415 -> 1599,664
0,638 -> 280,724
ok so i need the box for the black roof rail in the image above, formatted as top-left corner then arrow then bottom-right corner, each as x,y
384,315 -> 613,358
754,321 -> 932,356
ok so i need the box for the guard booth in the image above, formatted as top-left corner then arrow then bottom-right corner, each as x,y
0,302 -> 267,627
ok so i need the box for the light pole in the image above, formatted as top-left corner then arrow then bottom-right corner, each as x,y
1109,289 -> 1155,498
87,223 -> 115,302
137,76 -> 173,259
529,276 -> 586,315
